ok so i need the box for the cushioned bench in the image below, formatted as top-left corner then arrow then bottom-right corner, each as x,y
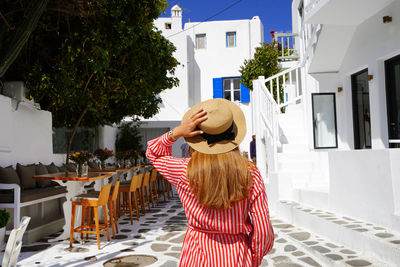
0,163 -> 69,230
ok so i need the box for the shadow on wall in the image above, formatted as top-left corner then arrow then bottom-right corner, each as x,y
187,35 -> 201,106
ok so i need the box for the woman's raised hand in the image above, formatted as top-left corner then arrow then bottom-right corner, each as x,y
173,109 -> 207,138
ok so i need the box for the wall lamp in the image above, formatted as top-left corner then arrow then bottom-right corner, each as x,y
383,16 -> 392,24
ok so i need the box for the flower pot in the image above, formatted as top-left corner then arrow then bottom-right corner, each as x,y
100,160 -> 106,170
0,226 -> 5,250
76,163 -> 88,177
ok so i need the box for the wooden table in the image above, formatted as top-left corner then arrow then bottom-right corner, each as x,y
89,166 -> 141,185
33,172 -> 113,242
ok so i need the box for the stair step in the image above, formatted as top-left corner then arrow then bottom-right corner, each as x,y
277,200 -> 400,265
267,216 -> 395,267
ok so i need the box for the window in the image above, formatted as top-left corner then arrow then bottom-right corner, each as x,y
196,34 -> 206,49
226,32 -> 236,48
312,93 -> 338,149
53,127 -> 98,153
213,77 -> 250,103
165,23 -> 172,29
223,78 -> 241,101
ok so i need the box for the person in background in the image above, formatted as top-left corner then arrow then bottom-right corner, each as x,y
180,141 -> 189,158
250,134 -> 257,164
147,98 -> 274,267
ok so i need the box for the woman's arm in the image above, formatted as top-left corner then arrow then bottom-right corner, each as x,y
146,108 -> 207,187
146,132 -> 188,187
248,169 -> 275,266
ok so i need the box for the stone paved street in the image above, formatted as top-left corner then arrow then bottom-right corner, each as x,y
12,195 -> 395,267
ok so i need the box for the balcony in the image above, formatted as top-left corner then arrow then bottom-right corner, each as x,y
305,0 -> 395,25
274,32 -> 300,69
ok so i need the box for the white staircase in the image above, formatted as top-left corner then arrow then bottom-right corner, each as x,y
251,41 -> 399,267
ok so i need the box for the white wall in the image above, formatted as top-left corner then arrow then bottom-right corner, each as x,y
185,18 -> 263,155
151,14 -> 264,156
153,11 -> 188,121
299,1 -> 400,150
337,1 -> 400,149
0,94 -> 64,167
328,149 -> 400,232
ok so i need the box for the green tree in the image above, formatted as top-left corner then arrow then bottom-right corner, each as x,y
5,0 -> 179,163
115,121 -> 143,154
239,41 -> 283,102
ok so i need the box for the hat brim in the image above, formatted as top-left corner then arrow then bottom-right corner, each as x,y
183,99 -> 247,154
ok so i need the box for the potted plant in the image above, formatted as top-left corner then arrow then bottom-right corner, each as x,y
94,148 -> 113,169
0,209 -> 10,249
69,151 -> 93,177
115,151 -> 126,168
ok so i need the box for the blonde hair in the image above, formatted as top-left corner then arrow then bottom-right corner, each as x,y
187,149 -> 252,210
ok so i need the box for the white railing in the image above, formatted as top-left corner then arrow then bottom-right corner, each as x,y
274,32 -> 299,61
252,64 -> 303,178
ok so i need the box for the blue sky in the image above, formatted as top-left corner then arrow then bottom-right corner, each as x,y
159,0 -> 293,42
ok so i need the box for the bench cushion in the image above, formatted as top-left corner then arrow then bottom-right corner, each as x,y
0,186 -> 67,203
36,164 -> 52,188
58,165 -> 68,172
16,163 -> 36,190
0,165 -> 20,185
45,163 -> 59,174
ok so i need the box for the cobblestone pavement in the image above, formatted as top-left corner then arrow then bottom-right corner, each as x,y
13,196 -> 394,267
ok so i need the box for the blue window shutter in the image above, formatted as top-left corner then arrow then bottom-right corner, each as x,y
213,78 -> 223,98
240,82 -> 250,103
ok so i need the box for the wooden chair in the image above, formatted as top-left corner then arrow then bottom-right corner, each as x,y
70,184 -> 111,249
165,178 -> 173,199
156,173 -> 168,201
87,180 -> 120,238
117,173 -> 142,223
1,216 -> 30,267
131,173 -> 143,220
139,171 -> 152,214
149,168 -> 159,206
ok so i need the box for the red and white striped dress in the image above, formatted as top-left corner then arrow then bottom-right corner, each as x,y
146,133 -> 274,267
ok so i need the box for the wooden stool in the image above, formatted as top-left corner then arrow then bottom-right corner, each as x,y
149,168 -> 158,206
70,184 -> 111,249
139,171 -> 151,214
117,173 -> 142,224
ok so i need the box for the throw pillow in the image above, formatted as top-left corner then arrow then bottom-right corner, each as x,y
0,165 -> 20,185
16,163 -> 36,189
88,161 -> 100,169
36,163 -> 52,188
46,162 -> 59,174
65,163 -> 76,172
58,165 -> 68,172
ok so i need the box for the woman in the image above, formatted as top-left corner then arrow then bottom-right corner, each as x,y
146,99 -> 274,266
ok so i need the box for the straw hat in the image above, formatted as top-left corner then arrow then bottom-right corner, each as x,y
182,98 -> 247,154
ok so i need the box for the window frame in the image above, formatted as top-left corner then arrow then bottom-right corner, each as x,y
223,77 -> 241,102
226,32 -> 237,48
195,34 -> 207,49
165,23 -> 172,30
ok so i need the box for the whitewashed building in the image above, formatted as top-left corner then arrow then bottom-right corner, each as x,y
252,0 -> 400,264
140,5 -> 264,157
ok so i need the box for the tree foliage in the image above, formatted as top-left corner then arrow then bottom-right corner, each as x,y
115,121 -> 143,154
3,0 -> 179,162
239,41 -> 281,90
